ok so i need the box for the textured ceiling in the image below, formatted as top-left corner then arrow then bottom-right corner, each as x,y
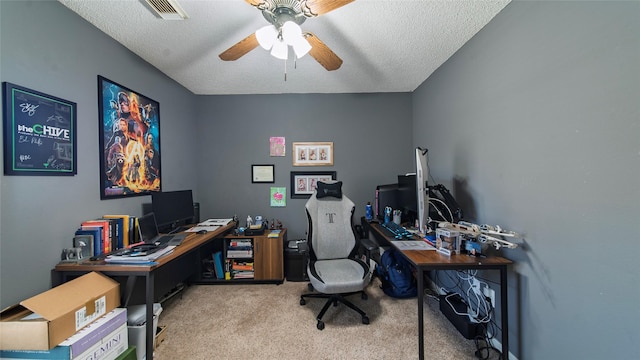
58,0 -> 510,95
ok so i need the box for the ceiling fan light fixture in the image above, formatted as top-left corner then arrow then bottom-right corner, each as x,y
271,38 -> 289,60
291,37 -> 312,58
256,25 -> 278,50
281,21 -> 302,44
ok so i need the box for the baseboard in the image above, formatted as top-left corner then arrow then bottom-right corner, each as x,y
487,333 -> 519,360
424,275 -> 446,295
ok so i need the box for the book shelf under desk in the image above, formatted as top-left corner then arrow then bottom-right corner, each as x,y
194,228 -> 286,285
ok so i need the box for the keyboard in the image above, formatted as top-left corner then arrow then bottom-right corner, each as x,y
382,221 -> 414,239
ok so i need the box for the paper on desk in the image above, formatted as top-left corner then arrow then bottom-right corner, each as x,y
186,225 -> 221,233
198,218 -> 233,226
392,240 -> 436,250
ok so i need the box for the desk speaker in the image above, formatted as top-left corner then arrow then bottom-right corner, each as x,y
193,202 -> 200,224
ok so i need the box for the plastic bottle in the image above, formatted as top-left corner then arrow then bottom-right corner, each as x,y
365,202 -> 373,221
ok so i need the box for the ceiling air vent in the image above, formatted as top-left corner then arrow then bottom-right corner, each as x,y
142,0 -> 189,20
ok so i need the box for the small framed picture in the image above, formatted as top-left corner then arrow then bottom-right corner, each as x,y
252,164 -> 275,183
292,142 -> 333,166
290,171 -> 337,198
270,187 -> 286,207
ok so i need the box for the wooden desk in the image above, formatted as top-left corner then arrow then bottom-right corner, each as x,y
364,221 -> 512,360
54,222 -> 234,360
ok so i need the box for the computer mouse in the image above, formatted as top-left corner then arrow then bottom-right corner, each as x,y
197,230 -> 208,235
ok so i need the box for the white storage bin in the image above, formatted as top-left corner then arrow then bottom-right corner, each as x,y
127,303 -> 162,360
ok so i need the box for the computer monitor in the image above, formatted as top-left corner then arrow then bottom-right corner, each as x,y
151,190 -> 194,233
375,183 -> 399,221
415,147 -> 430,233
397,174 -> 418,225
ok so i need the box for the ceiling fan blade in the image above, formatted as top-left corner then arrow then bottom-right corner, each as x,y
305,32 -> 343,71
219,33 -> 259,61
303,0 -> 355,17
244,0 -> 265,7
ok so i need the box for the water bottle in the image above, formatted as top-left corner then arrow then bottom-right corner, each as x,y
365,202 -> 373,221
384,206 -> 392,223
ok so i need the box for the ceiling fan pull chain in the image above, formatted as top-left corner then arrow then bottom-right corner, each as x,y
284,58 -> 287,81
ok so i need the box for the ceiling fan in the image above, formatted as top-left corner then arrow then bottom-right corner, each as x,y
219,0 -> 354,71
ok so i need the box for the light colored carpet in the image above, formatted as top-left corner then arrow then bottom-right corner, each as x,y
153,278 -> 480,360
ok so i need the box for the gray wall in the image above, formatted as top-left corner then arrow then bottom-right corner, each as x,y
194,93 -> 413,240
0,1 -> 413,307
0,1 -> 199,306
1,1 -> 638,359
413,1 -> 639,359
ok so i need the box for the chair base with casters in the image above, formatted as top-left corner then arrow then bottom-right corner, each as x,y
299,180 -> 377,330
300,286 -> 370,330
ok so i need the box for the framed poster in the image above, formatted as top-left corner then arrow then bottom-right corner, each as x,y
252,164 -> 275,183
292,142 -> 333,166
290,171 -> 337,198
269,136 -> 285,157
98,76 -> 161,199
270,187 -> 286,207
2,82 -> 77,175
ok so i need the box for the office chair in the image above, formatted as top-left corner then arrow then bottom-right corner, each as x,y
299,180 -> 375,330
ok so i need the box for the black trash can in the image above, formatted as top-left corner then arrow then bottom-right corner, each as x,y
284,240 -> 308,282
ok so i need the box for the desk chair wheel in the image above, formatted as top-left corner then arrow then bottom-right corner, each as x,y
308,283 -> 314,292
300,298 -> 306,305
362,315 -> 370,325
317,320 -> 325,330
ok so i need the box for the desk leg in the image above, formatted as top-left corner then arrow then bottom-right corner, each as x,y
417,268 -> 424,360
146,272 -> 155,360
123,276 -> 136,307
500,266 -> 509,360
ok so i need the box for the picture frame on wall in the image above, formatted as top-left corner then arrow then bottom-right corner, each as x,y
292,142 -> 333,166
2,82 -> 77,176
290,171 -> 337,198
98,75 -> 161,199
252,164 -> 275,183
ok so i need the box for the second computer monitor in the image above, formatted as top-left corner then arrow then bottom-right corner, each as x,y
151,189 -> 194,233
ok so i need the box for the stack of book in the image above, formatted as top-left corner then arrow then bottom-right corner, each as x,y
230,260 -> 254,279
104,245 -> 174,264
73,215 -> 138,258
226,239 -> 253,258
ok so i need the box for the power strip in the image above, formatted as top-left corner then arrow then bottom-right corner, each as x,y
439,294 -> 481,340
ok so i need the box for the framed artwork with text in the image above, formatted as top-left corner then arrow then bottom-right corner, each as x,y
2,82 -> 77,176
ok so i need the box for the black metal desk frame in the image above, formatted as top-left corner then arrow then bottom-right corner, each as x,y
54,224 -> 234,360
364,221 -> 511,360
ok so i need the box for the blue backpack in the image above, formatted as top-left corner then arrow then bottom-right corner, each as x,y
376,249 -> 417,298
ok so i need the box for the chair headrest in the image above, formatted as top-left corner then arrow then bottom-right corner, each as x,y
316,180 -> 343,199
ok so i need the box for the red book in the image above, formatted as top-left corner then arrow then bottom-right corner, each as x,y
81,219 -> 111,254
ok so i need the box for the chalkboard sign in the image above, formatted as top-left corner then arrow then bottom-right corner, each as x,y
2,82 -> 77,176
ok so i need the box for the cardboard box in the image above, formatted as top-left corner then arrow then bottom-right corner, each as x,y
114,347 -> 137,360
0,308 -> 126,359
71,322 -> 128,360
154,326 -> 166,350
0,272 -> 120,351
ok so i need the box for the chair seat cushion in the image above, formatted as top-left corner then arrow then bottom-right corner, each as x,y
308,258 -> 370,294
